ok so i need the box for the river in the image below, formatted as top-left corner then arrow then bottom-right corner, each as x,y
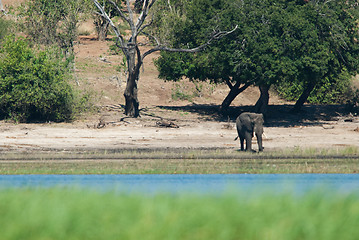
1,174 -> 359,196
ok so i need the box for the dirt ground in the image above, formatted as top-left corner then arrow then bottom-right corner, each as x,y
0,103 -> 358,153
0,8 -> 358,153
1,41 -> 358,153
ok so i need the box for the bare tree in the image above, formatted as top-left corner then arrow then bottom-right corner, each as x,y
93,0 -> 237,117
0,0 -> 4,13
93,0 -> 121,41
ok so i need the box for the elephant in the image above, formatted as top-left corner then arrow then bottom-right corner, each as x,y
235,112 -> 264,152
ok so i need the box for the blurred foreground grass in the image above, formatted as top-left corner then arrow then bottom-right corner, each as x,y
0,188 -> 359,240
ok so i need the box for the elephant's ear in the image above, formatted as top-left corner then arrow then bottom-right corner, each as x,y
258,113 -> 264,121
256,114 -> 264,124
242,117 -> 254,131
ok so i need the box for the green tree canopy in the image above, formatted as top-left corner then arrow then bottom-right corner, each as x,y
154,0 -> 359,114
271,0 -> 359,112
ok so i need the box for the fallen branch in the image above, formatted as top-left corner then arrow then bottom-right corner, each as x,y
156,120 -> 179,128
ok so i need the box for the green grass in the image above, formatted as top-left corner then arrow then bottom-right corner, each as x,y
0,148 -> 358,174
0,188 -> 359,240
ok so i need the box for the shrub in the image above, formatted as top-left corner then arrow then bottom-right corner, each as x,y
0,36 -> 75,122
0,18 -> 11,42
275,73 -> 354,105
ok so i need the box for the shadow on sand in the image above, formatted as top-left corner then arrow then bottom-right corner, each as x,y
156,103 -> 355,128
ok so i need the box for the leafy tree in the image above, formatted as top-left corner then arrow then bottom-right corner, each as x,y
19,0 -> 90,53
234,0 -> 359,113
0,36 -> 75,122
271,0 -> 359,112
154,0 -> 281,114
229,0 -> 287,114
154,0 -> 359,114
276,71 -> 353,105
93,0 -> 236,117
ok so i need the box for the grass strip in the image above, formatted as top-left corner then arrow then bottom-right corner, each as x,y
0,157 -> 359,174
1,146 -> 359,160
0,147 -> 358,174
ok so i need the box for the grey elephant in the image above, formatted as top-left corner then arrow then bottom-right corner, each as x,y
235,112 -> 264,152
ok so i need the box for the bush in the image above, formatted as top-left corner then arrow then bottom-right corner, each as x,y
0,18 -> 11,42
0,36 -> 75,122
275,73 -> 354,105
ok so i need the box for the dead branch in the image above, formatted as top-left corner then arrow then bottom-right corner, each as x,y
142,25 -> 238,60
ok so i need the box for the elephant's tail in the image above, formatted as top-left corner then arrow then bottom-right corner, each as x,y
234,136 -> 239,141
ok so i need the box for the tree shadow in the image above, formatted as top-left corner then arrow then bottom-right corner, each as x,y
157,103 -> 354,128
157,104 -> 224,122
262,104 -> 351,127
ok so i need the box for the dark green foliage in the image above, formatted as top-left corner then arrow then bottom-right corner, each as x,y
0,36 -> 74,122
271,1 -> 359,105
276,73 -> 354,104
154,0 -> 359,108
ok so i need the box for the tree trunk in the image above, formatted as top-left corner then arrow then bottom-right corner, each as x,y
220,81 -> 250,115
124,74 -> 139,117
292,81 -> 316,113
97,24 -> 108,41
254,85 -> 270,115
94,17 -> 109,41
134,0 -> 144,13
124,46 -> 141,117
